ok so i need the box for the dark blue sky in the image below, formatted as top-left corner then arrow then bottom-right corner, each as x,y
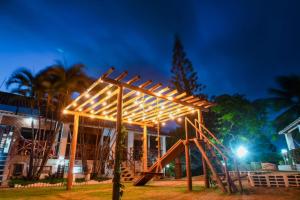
1,0 -> 300,99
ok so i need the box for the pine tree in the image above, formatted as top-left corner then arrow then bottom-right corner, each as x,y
170,35 -> 205,96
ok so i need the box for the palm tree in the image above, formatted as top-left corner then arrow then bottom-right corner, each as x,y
6,68 -> 44,179
6,63 -> 93,179
34,63 -> 93,178
269,75 -> 300,130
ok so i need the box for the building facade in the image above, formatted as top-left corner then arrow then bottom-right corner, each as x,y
0,92 -> 167,187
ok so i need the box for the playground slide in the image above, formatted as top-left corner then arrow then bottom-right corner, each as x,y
133,139 -> 185,186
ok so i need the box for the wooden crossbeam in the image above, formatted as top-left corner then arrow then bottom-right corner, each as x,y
120,89 -> 176,119
93,79 -> 151,115
63,110 -> 153,127
102,76 -> 205,110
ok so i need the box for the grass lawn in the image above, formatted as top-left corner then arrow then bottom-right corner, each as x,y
0,182 -> 300,200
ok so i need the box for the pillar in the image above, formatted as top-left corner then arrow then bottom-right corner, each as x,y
198,110 -> 209,188
161,136 -> 166,155
127,131 -> 134,160
59,123 -> 70,159
143,125 -> 148,171
67,114 -> 79,190
285,133 -> 296,150
112,86 -> 123,200
185,118 -> 192,191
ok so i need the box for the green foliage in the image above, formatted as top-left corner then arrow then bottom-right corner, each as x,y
267,75 -> 300,131
210,94 -> 278,163
170,35 -> 205,96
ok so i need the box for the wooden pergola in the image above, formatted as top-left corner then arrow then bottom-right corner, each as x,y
63,67 -> 214,197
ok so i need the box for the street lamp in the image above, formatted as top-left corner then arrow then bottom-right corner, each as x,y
235,145 -> 248,159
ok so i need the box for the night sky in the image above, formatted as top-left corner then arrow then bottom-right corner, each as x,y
1,0 -> 300,99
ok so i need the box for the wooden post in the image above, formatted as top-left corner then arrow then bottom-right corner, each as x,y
194,139 -> 227,193
112,86 -> 123,200
143,125 -> 148,171
234,158 -> 243,193
197,110 -> 209,188
184,118 -> 192,191
157,122 -> 161,159
67,114 -> 79,190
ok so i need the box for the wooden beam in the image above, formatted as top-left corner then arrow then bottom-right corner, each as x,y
184,117 -> 192,191
115,71 -> 128,81
143,125 -> 148,171
127,75 -> 141,85
75,84 -> 114,111
63,110 -> 153,127
197,110 -> 209,188
112,85 -> 123,200
67,114 -> 79,190
101,67 -> 115,78
102,76 -> 206,110
193,138 -> 227,193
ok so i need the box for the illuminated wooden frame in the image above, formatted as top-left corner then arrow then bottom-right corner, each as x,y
63,67 -> 213,127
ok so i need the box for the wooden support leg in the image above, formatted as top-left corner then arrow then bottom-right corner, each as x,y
234,159 -> 243,193
197,110 -> 209,188
112,86 -> 123,200
202,149 -> 209,188
143,125 -> 148,171
67,114 -> 79,190
185,141 -> 192,191
194,139 -> 227,193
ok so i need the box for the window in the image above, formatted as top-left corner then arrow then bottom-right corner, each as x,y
13,164 -> 23,176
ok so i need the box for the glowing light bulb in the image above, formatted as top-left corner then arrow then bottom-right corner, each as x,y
72,102 -> 77,107
63,110 -> 67,114
85,93 -> 90,98
136,91 -> 141,96
162,122 -> 166,126
103,111 -> 107,115
78,108 -> 82,111
167,96 -> 173,100
177,118 -> 182,122
102,101 -> 107,106
161,105 -> 165,109
90,100 -> 95,105
90,110 -> 94,114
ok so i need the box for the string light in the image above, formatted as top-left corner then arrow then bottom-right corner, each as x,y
107,91 -> 112,96
63,110 -> 67,114
90,100 -> 95,105
85,93 -> 90,98
161,105 -> 165,109
102,101 -> 107,106
167,96 -> 173,100
136,91 -> 141,96
103,111 -> 107,115
90,110 -> 94,114
177,117 -> 182,122
72,102 -> 77,107
162,122 -> 166,126
78,108 -> 82,111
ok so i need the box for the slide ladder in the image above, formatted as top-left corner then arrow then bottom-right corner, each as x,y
133,139 -> 185,186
